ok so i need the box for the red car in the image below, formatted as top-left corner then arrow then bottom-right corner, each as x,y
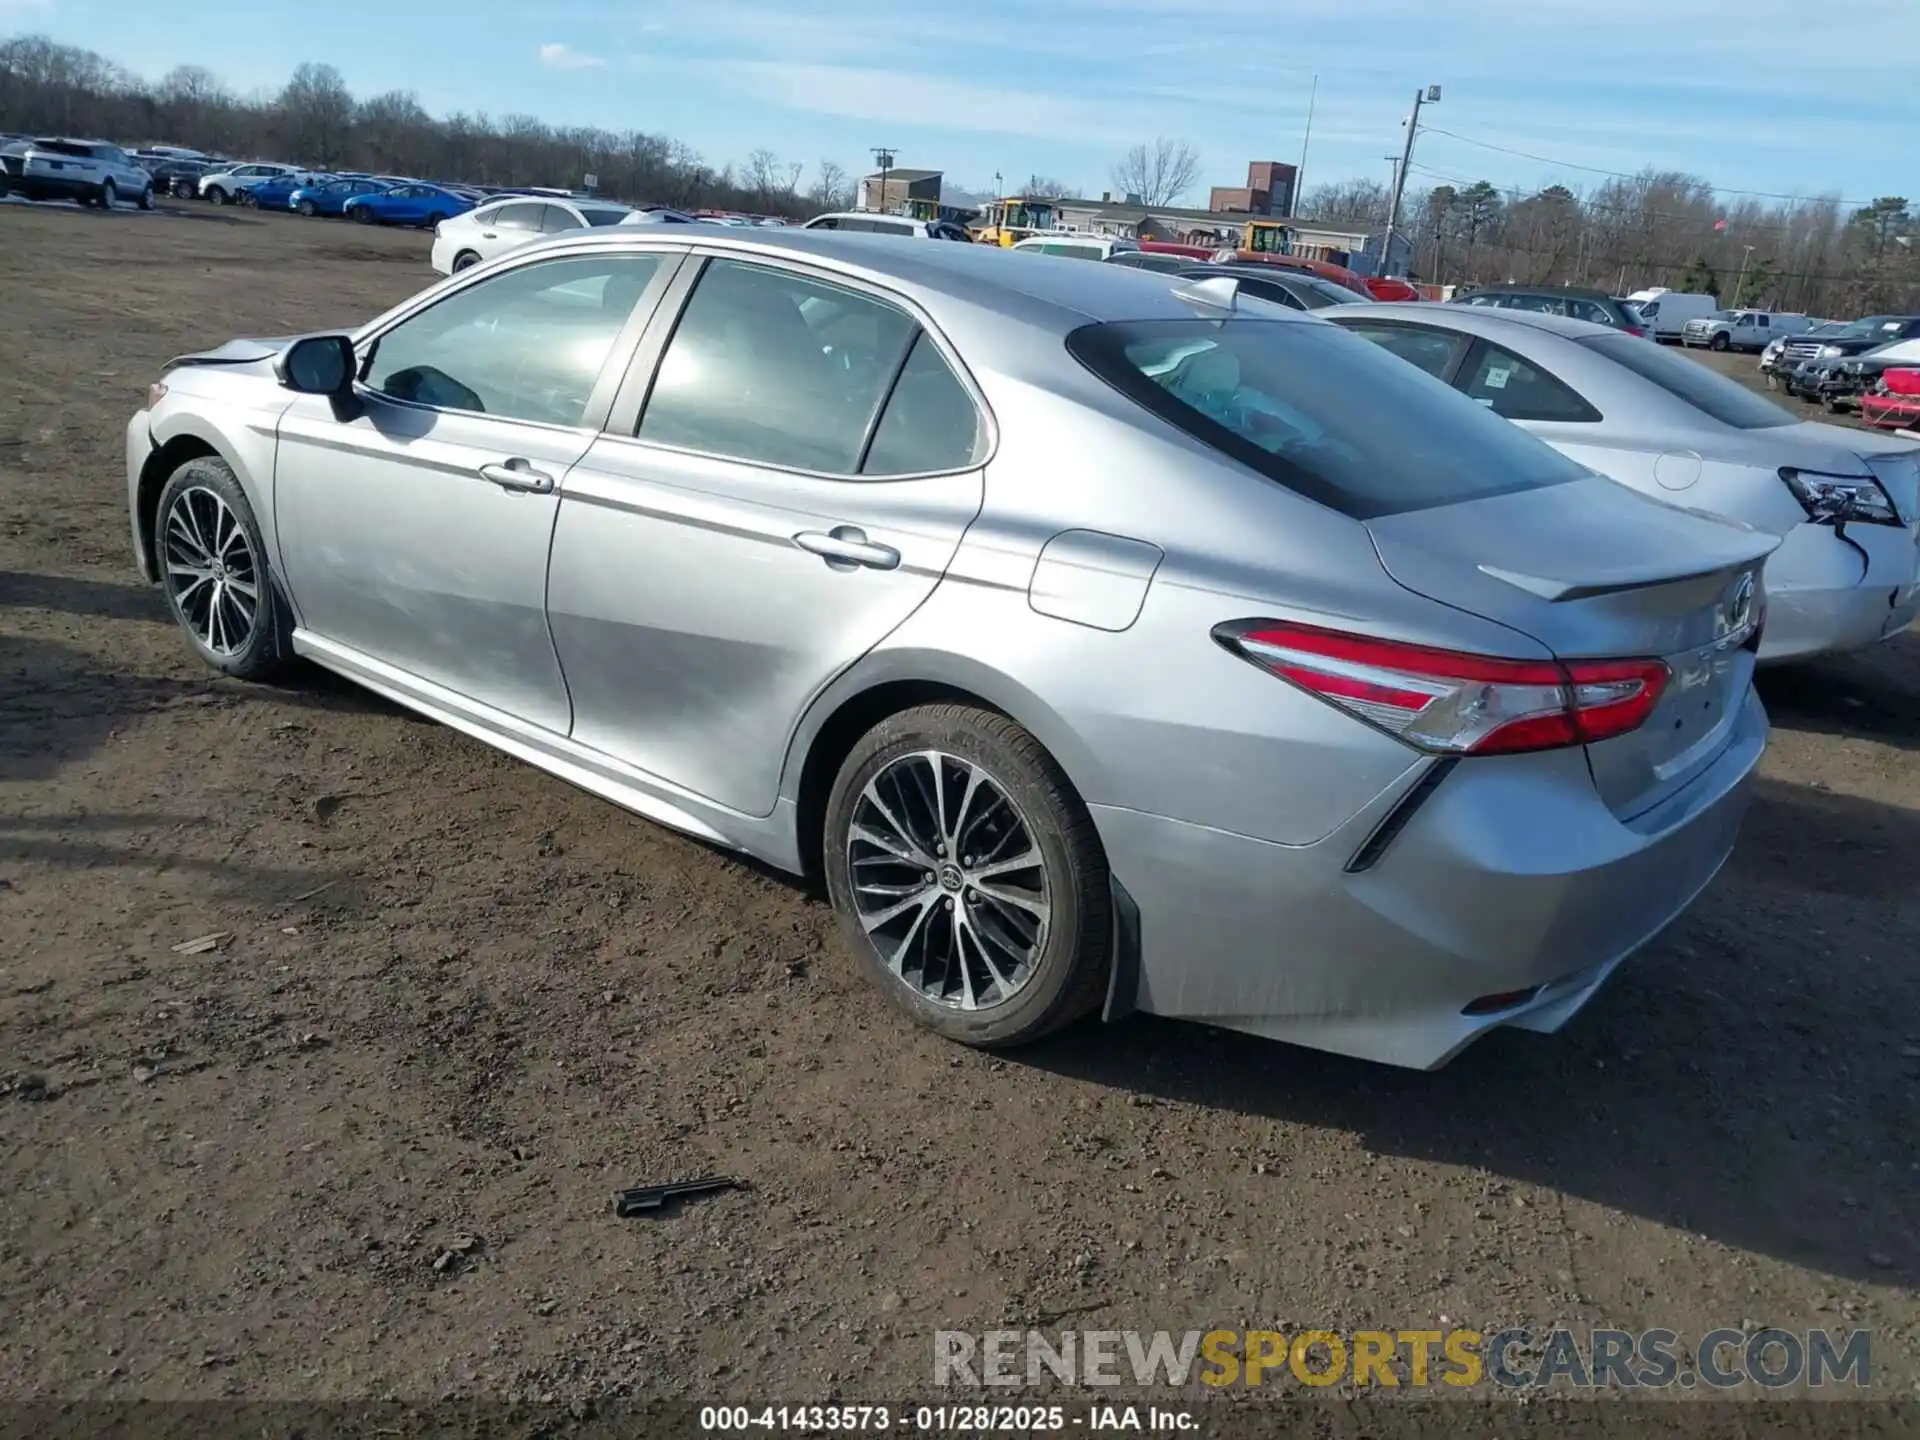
1209,248 -> 1374,299
1361,275 -> 1423,302
1138,240 -> 1217,259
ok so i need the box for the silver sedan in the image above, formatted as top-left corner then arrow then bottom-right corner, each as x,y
127,235 -> 1771,1070
1326,303 -> 1920,663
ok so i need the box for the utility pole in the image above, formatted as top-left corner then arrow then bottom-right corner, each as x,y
1382,83 -> 1439,279
1735,242 -> 1755,306
1293,72 -> 1317,219
870,146 -> 895,214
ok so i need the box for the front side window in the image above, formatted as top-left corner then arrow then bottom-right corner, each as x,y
1068,319 -> 1586,520
638,259 -> 918,474
363,254 -> 663,427
1565,298 -> 1615,326
1458,343 -> 1599,422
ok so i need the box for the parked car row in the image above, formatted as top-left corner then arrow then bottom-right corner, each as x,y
1766,316 -> 1920,413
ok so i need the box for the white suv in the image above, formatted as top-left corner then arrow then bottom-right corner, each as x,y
1010,234 -> 1140,261
2,138 -> 154,209
801,211 -> 972,240
196,162 -> 301,206
429,195 -> 636,274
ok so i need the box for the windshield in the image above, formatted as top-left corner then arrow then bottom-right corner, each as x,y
1836,316 -> 1905,339
1067,318 -> 1586,520
1582,333 -> 1796,429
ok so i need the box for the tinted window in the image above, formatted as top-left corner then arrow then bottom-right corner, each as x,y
541,206 -> 580,234
1565,298 -> 1618,326
810,216 -> 840,229
1461,293 -> 1506,308
862,334 -> 984,476
364,254 -> 662,427
639,259 -> 916,473
1111,252 -> 1189,272
1459,343 -> 1599,422
1234,278 -> 1306,310
837,217 -> 874,233
1340,322 -> 1470,379
493,202 -> 545,231
1068,319 -> 1586,520
580,207 -> 630,227
1580,333 -> 1796,429
1505,293 -> 1567,316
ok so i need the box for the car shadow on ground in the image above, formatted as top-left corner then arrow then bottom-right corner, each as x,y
1019,774 -> 1918,1290
1758,644 -> 1920,752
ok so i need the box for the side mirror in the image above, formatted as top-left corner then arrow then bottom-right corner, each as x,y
275,334 -> 356,396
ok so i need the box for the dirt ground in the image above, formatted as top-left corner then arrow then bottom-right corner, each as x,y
1,202 -> 1917,1414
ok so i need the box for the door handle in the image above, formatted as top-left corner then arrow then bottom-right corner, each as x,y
794,526 -> 900,571
479,460 -> 555,494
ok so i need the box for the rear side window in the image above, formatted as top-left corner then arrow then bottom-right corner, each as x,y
493,202 -> 545,231
1458,343 -> 1600,423
1341,322 -> 1470,379
1068,319 -> 1585,520
1581,333 -> 1796,429
638,259 -> 917,473
862,334 -> 985,476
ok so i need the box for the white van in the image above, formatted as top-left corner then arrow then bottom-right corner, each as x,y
1628,290 -> 1719,342
1010,233 -> 1140,261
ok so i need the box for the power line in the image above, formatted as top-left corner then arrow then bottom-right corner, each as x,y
1417,125 -> 1886,208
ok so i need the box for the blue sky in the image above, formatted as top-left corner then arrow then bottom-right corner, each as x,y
10,0 -> 1917,208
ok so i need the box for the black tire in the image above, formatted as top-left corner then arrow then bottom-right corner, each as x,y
424,212 -> 446,229
154,457 -> 294,683
137,184 -> 155,211
99,179 -> 117,210
206,184 -> 228,205
1709,333 -> 1730,352
822,703 -> 1111,1048
452,249 -> 481,272
351,203 -> 373,224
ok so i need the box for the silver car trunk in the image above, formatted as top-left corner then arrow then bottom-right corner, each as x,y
1366,475 -> 1777,821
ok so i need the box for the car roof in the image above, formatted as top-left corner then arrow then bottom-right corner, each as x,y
1457,282 -> 1618,300
502,227 -> 1326,331
1353,300 -> 1621,341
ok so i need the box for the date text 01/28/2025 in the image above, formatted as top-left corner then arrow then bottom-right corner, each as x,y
699,1405 -> 1198,1431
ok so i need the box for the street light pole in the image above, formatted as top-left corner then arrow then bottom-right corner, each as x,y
871,147 -> 895,215
1382,83 -> 1439,279
1293,72 -> 1317,219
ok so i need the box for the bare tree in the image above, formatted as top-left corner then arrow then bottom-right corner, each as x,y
1020,173 -> 1077,199
809,158 -> 852,211
276,62 -> 353,167
1110,137 -> 1200,206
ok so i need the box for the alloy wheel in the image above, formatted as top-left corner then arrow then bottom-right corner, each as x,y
846,750 -> 1052,1011
163,486 -> 260,657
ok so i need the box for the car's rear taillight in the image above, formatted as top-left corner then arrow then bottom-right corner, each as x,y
1214,620 -> 1669,756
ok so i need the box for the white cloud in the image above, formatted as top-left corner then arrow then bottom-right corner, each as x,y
538,42 -> 606,71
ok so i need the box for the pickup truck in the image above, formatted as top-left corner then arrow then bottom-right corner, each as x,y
1681,309 -> 1812,352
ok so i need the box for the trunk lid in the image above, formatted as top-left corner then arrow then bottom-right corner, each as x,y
1366,475 -> 1777,820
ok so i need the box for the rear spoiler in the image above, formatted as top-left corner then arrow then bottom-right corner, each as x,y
1480,548 -> 1778,604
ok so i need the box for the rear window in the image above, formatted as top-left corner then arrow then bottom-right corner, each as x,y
1068,319 -> 1585,520
1581,333 -> 1795,429
39,140 -> 100,158
580,207 -> 631,227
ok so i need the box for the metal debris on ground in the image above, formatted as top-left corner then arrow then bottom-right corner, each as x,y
613,1175 -> 743,1217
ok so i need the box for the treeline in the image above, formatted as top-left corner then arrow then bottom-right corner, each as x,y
0,34 -> 857,217
5,32 -> 1916,316
1303,171 -> 1918,317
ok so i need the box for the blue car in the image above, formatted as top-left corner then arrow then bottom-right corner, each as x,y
290,176 -> 393,217
245,171 -> 326,211
343,182 -> 478,228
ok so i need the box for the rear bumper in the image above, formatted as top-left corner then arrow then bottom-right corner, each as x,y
1758,520 -> 1920,662
1095,688 -> 1766,1070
